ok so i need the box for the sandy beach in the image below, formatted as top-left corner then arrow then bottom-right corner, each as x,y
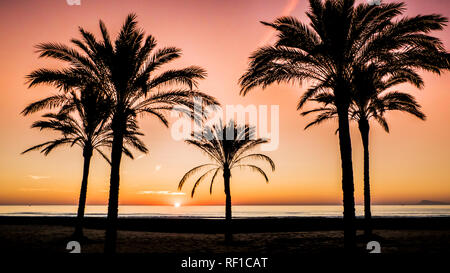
0,217 -> 448,254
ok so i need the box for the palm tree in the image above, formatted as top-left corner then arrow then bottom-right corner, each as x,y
21,87 -> 148,239
26,13 -> 219,252
239,0 -> 448,249
300,62 -> 427,237
178,120 -> 275,243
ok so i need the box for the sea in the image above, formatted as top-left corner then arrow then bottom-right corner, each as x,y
0,205 -> 449,218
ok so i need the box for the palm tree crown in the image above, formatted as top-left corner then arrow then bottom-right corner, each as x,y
300,62 -> 426,131
22,87 -> 148,160
178,120 -> 275,197
26,14 -> 218,128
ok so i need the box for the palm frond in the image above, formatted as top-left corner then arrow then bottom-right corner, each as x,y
233,164 -> 269,183
191,168 -> 217,197
233,153 -> 275,171
178,164 -> 217,190
209,168 -> 221,194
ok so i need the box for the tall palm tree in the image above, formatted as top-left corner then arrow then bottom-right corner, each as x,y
300,62 -> 427,237
22,87 -> 148,239
239,0 -> 448,249
178,120 -> 275,243
26,14 -> 219,252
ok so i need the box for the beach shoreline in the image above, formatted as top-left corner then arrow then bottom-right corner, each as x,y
1,216 -> 449,232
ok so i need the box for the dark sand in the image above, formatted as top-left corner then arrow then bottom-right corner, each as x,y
0,217 -> 449,254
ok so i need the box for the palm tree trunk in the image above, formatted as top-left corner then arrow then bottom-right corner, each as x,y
223,167 -> 232,244
336,103 -> 356,251
359,119 -> 372,237
73,146 -> 93,239
105,119 -> 125,254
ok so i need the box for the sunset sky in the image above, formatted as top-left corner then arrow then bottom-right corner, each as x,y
0,0 -> 449,206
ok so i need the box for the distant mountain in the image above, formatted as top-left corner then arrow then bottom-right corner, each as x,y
416,200 -> 450,205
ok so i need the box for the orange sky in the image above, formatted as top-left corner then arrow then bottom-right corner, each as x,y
0,0 -> 449,206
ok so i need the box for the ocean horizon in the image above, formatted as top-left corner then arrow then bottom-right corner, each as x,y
1,205 -> 449,218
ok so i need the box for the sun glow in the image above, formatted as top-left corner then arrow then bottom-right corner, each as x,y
174,202 -> 181,208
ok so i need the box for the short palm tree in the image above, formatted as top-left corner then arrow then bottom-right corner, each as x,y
178,120 -> 275,243
26,14 -> 219,252
239,0 -> 448,249
300,62 -> 426,237
22,87 -> 148,239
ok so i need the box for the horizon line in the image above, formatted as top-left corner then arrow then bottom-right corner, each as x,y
1,202 -> 448,206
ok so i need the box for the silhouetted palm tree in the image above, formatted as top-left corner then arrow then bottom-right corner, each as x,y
22,86 -> 148,239
178,120 -> 275,243
300,62 -> 427,237
239,0 -> 448,249
25,13 -> 219,252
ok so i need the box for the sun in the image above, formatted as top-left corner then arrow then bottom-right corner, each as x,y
174,202 -> 181,208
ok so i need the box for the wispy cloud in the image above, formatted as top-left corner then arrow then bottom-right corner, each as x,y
137,190 -> 185,196
28,175 -> 50,180
19,188 -> 72,193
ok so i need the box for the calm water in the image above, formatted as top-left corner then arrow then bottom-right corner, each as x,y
0,205 -> 449,218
